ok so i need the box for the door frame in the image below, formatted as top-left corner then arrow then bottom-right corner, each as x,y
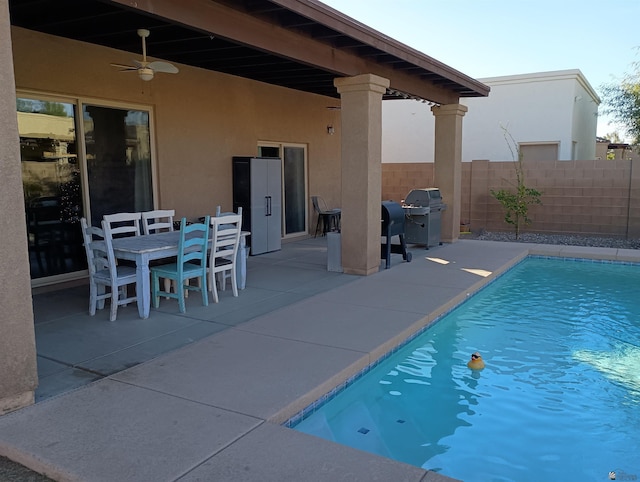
257,141 -> 308,239
17,89 -> 158,287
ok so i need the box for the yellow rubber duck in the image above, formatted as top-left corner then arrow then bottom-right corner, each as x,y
467,351 -> 485,370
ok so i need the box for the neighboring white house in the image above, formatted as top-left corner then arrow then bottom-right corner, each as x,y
382,69 -> 600,163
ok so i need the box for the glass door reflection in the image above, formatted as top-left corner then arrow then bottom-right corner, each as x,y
18,98 -> 84,279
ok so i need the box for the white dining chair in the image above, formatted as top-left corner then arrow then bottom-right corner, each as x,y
215,206 -> 244,290
208,214 -> 242,303
103,212 -> 142,237
80,217 -> 137,321
141,209 -> 175,235
141,209 -> 176,296
215,205 -> 242,218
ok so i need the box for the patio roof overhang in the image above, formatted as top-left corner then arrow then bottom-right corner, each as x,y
8,0 -> 489,104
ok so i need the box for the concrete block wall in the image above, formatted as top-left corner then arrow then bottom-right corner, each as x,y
381,163 -> 434,203
382,159 -> 640,238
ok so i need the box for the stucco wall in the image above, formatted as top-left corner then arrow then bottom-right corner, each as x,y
382,70 -> 599,165
11,27 -> 342,227
572,79 -> 598,160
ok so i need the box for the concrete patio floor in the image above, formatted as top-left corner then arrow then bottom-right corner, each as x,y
1,237 -> 638,481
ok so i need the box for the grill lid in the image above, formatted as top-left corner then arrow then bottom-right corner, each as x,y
403,188 -> 442,207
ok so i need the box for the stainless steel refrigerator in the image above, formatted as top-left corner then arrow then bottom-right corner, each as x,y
232,156 -> 282,255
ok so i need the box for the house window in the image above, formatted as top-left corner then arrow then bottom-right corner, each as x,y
17,94 -> 155,284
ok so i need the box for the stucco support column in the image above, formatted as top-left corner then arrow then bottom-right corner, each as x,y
628,159 -> 640,239
431,103 -> 467,243
0,0 -> 38,415
334,74 -> 389,275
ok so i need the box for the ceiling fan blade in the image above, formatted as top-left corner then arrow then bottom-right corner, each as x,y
110,63 -> 137,71
148,61 -> 179,74
132,59 -> 148,69
110,29 -> 180,81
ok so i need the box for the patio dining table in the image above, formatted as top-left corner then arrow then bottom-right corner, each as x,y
111,230 -> 250,319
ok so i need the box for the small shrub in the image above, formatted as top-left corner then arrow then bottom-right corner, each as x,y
490,127 -> 542,239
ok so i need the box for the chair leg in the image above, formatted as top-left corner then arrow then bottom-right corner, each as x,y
89,283 -> 98,315
96,284 -> 107,311
164,278 -> 171,299
119,286 -> 128,306
109,286 -> 119,322
210,271 -> 219,303
152,272 -> 161,308
321,214 -> 331,236
178,279 -> 186,313
330,214 -> 340,232
230,268 -> 238,297
219,271 -> 228,291
200,275 -> 208,307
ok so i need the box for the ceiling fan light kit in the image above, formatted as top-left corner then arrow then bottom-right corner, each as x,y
138,67 -> 155,82
111,28 -> 179,82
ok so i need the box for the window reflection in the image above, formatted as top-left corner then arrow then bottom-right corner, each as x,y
83,105 -> 153,226
18,98 -> 84,279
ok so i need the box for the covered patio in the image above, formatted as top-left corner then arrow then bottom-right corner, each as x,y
2,0 -> 489,422
32,236 -> 357,401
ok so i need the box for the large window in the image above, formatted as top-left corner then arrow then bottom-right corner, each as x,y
18,95 -> 155,283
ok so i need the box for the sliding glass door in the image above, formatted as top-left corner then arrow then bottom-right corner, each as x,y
83,105 -> 153,227
18,98 -> 84,280
258,143 -> 307,238
18,95 -> 154,283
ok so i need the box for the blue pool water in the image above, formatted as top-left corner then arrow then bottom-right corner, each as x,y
293,257 -> 640,481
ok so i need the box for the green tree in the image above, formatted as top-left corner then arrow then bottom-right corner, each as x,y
605,131 -> 623,144
600,55 -> 640,145
16,98 -> 34,112
490,126 -> 543,239
15,98 -> 68,117
40,101 -> 68,117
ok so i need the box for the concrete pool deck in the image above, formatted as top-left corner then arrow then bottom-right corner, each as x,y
1,238 -> 638,481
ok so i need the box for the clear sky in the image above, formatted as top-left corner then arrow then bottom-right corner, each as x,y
320,0 -> 640,139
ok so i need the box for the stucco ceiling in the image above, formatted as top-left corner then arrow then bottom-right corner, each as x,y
8,0 -> 489,103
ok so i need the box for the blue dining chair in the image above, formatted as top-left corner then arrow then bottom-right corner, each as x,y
150,216 -> 210,313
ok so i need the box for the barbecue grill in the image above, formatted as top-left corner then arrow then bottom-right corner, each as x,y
402,188 -> 445,248
381,201 -> 412,269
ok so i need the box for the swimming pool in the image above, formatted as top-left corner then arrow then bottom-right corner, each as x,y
292,257 -> 640,481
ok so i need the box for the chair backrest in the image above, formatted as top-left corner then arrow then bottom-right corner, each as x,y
176,216 -> 210,272
210,214 -> 242,265
311,196 -> 321,214
28,196 -> 61,223
215,206 -> 243,218
81,217 -> 117,282
141,209 -> 175,235
100,220 -> 123,283
103,212 -> 142,238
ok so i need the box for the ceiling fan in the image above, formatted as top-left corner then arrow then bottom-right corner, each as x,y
111,29 -> 179,81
